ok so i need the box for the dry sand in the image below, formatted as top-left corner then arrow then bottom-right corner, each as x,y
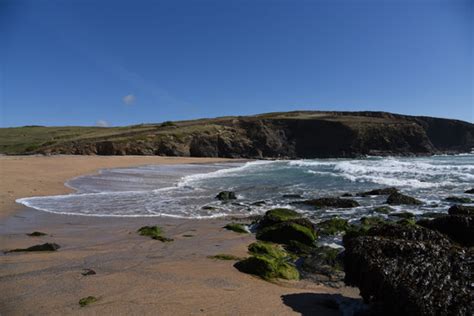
0,155 -> 360,315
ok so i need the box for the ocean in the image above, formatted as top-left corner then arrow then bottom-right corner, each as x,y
17,155 -> 474,223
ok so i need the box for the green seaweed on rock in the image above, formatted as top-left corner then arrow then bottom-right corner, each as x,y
223,223 -> 248,234
137,226 -> 173,242
79,296 -> 98,307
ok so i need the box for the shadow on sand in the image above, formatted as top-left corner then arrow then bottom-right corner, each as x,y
281,293 -> 367,316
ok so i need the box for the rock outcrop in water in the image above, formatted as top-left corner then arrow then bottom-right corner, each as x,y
343,220 -> 473,315
2,111 -> 473,157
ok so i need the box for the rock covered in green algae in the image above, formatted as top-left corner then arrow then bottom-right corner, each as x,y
448,204 -> 474,216
357,187 -> 399,197
79,296 -> 98,307
317,217 -> 349,235
26,231 -> 47,237
386,192 -> 422,205
256,209 -> 316,245
234,242 -> 299,280
248,241 -> 287,259
215,191 -> 237,201
260,208 -> 301,224
444,196 -> 472,204
7,243 -> 60,253
296,197 -> 360,209
137,226 -> 173,242
257,221 -> 316,246
223,223 -> 248,234
343,217 -> 387,240
208,254 -> 243,261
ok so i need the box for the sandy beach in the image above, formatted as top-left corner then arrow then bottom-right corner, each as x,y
0,155 -> 359,315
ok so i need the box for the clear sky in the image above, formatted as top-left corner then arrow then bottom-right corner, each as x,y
1,0 -> 473,127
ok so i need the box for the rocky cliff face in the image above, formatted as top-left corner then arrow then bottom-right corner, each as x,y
7,111 -> 473,158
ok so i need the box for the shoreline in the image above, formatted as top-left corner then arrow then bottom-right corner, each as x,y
0,155 -> 244,219
0,155 -> 360,315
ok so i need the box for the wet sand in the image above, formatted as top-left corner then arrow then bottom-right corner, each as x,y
0,156 -> 360,315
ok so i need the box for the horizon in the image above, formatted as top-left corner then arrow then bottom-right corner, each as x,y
1,0 -> 473,127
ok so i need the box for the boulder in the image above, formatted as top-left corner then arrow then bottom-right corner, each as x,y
464,188 -> 474,194
26,231 -> 47,237
234,241 -> 299,280
448,204 -> 474,216
418,215 -> 473,247
386,192 -> 422,205
343,223 -> 473,316
215,191 -> 237,201
256,221 -> 316,246
7,243 -> 60,253
445,196 -> 472,204
234,255 -> 299,280
357,187 -> 398,197
297,197 -> 360,209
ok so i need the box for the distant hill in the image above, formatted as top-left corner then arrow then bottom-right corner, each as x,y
1,111 -> 473,158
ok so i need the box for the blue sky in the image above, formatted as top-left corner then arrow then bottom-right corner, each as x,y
1,0 -> 472,127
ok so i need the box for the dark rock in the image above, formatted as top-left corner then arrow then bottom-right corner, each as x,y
297,197 -> 360,209
251,200 -> 266,206
215,191 -> 237,201
465,188 -> 474,194
418,215 -> 473,247
81,269 -> 96,276
340,193 -> 353,197
26,231 -> 47,237
202,205 -> 217,210
386,192 -> 422,205
445,196 -> 472,204
357,187 -> 398,197
448,204 -> 474,216
7,243 -> 60,253
419,212 -> 446,219
389,212 -> 415,219
301,246 -> 345,286
343,223 -> 473,316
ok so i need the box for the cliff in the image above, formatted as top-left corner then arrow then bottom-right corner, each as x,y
1,111 -> 472,158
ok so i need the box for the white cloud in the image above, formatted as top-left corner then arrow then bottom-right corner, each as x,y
96,120 -> 109,127
122,94 -> 136,105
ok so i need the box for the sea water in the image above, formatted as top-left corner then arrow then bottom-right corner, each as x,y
17,155 -> 474,222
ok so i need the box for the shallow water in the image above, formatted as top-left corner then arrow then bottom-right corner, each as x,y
17,155 -> 474,223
